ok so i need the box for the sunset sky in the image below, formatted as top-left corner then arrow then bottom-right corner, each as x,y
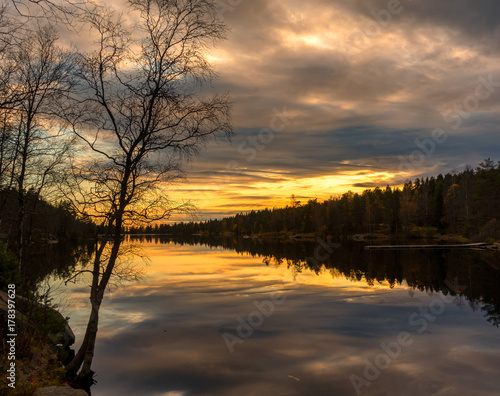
151,0 -> 500,221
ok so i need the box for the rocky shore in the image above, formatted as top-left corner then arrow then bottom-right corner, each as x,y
0,290 -> 78,393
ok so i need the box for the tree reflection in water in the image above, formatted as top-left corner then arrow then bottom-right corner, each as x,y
129,235 -> 500,327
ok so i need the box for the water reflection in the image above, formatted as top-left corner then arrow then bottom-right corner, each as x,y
129,235 -> 500,328
24,240 -> 95,287
60,237 -> 500,396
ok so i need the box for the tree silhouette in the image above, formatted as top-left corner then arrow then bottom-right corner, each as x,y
61,0 -> 231,384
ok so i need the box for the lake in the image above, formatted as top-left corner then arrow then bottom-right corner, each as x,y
53,237 -> 500,396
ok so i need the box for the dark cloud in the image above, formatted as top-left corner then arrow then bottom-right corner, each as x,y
164,0 -> 500,218
352,182 -> 383,188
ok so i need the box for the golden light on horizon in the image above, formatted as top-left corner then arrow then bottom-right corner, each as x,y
164,169 -> 402,221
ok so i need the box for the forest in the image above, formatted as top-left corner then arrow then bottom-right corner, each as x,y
129,159 -> 500,241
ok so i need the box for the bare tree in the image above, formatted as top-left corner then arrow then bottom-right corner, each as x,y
0,112 -> 15,188
0,4 -> 24,111
62,0 -> 231,384
0,25 -> 76,265
6,0 -> 91,25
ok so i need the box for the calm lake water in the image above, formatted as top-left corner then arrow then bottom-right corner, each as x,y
54,237 -> 500,396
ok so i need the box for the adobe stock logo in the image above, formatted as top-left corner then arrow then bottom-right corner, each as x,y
349,278 -> 467,395
399,74 -> 500,173
398,128 -> 448,173
443,74 -> 500,130
222,291 -> 288,354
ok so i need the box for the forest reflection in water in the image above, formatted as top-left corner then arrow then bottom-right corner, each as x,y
129,234 -> 500,328
53,235 -> 500,396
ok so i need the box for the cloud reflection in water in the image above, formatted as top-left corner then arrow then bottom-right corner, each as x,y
61,241 -> 500,396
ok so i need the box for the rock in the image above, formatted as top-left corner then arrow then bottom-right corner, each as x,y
0,290 -> 75,347
35,385 -> 88,396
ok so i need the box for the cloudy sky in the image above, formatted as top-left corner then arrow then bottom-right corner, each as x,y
56,0 -> 497,221
165,0 -> 500,220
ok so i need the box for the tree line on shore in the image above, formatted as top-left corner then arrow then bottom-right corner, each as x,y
0,189 -> 96,260
129,159 -> 500,241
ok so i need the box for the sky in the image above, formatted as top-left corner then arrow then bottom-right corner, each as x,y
159,0 -> 500,221
15,0 -> 498,221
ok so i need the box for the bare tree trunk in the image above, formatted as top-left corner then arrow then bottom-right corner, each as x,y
16,199 -> 24,268
66,315 -> 91,377
66,237 -> 108,379
16,126 -> 28,270
68,220 -> 124,384
72,287 -> 103,385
